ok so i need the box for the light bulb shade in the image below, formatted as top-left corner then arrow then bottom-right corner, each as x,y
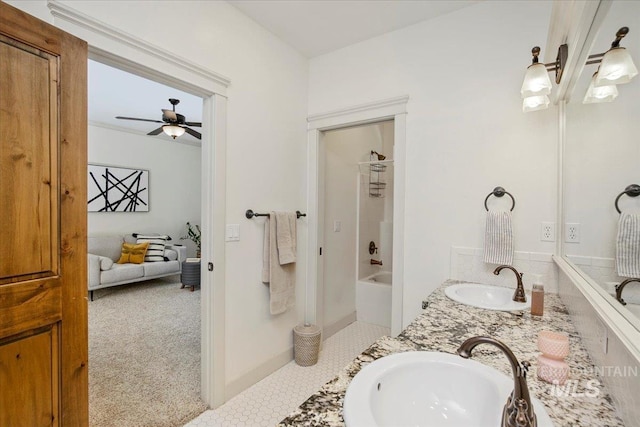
521,63 -> 552,98
522,95 -> 550,112
583,73 -> 618,104
594,47 -> 638,86
162,125 -> 185,139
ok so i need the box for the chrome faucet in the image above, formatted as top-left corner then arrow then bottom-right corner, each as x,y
457,336 -> 536,427
494,265 -> 526,303
370,259 -> 383,265
616,278 -> 640,305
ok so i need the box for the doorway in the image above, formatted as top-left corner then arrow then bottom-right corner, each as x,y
87,59 -> 205,425
306,96 -> 409,337
321,121 -> 395,337
47,0 -> 229,410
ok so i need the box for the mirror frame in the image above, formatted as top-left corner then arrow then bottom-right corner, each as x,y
554,0 -> 640,357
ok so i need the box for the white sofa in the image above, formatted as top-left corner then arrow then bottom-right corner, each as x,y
88,234 -> 186,300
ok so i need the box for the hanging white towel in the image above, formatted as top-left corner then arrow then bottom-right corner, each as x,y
275,211 -> 297,265
483,210 -> 514,265
262,213 -> 296,315
616,212 -> 640,277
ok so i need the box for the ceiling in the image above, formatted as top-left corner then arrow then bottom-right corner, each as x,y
88,60 -> 203,144
229,0 -> 479,58
89,1 -> 478,142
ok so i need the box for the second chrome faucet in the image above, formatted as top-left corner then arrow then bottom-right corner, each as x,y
494,265 -> 527,303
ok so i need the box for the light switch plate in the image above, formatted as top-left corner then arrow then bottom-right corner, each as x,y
225,224 -> 240,242
334,221 -> 341,232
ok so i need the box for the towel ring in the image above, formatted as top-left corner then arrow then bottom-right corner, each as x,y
614,184 -> 640,214
484,186 -> 515,212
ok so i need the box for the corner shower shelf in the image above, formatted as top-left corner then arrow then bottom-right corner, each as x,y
358,159 -> 394,198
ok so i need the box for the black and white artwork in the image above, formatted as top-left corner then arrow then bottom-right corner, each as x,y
88,164 -> 149,212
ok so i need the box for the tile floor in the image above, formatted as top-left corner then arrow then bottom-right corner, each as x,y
185,321 -> 389,427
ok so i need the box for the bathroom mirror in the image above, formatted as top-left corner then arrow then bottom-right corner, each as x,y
562,0 -> 640,330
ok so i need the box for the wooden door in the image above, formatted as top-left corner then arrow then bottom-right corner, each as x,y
0,2 -> 88,425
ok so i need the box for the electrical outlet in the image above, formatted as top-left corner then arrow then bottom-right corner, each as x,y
540,222 -> 555,242
565,223 -> 580,243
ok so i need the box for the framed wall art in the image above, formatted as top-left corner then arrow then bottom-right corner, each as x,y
88,164 -> 149,212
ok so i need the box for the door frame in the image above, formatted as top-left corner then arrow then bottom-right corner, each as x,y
306,96 -> 408,336
47,1 -> 228,407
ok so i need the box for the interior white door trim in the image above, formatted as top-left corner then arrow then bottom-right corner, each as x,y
307,95 -> 408,336
46,0 -> 228,408
47,0 -> 230,96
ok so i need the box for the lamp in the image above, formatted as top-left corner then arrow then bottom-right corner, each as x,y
162,124 -> 185,139
594,27 -> 638,86
521,47 -> 552,98
523,95 -> 550,112
520,45 -> 567,112
521,27 -> 636,112
583,72 -> 618,104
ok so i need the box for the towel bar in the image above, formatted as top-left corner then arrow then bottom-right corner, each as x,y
614,184 -> 640,214
246,209 -> 307,219
484,186 -> 515,211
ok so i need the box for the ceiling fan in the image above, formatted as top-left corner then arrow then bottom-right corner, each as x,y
115,98 -> 202,140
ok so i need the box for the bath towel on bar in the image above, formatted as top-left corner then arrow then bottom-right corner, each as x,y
262,212 -> 296,315
616,212 -> 640,277
275,211 -> 297,265
483,210 -> 514,265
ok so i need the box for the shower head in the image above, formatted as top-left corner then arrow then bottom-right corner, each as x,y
371,150 -> 386,161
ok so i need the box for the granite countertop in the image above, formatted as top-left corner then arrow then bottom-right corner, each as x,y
279,280 -> 625,426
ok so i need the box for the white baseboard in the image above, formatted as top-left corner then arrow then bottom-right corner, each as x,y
322,311 -> 356,341
225,346 -> 293,400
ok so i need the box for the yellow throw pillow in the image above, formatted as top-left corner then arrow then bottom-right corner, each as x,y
117,242 -> 149,264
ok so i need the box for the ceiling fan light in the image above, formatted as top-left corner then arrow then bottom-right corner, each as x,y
522,95 -> 550,112
594,47 -> 638,86
521,63 -> 552,98
583,73 -> 618,104
162,125 -> 185,139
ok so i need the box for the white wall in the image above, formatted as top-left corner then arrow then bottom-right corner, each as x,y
9,0 -> 309,392
87,125 -> 202,256
309,0 -> 558,327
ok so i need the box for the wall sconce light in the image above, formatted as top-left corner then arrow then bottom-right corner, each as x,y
592,27 -> 638,87
162,124 -> 186,139
521,27 -> 637,110
520,44 -> 568,112
583,72 -> 618,104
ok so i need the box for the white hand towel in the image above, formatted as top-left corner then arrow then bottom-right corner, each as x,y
262,213 -> 296,315
483,210 -> 514,265
275,211 -> 297,265
616,212 -> 640,277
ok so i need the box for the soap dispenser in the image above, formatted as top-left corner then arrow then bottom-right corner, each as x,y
530,274 -> 544,316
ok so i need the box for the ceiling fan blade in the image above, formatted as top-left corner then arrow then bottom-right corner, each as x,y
116,116 -> 163,123
183,127 -> 202,140
147,126 -> 164,136
162,109 -> 177,121
184,121 -> 202,127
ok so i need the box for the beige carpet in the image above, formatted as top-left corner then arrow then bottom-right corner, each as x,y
89,277 -> 208,427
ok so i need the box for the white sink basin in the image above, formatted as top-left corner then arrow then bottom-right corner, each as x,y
445,283 -> 531,311
343,351 -> 553,427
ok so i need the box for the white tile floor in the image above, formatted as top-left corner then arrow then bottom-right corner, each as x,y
185,321 -> 389,427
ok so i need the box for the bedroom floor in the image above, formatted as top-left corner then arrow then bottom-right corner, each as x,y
184,321 -> 389,426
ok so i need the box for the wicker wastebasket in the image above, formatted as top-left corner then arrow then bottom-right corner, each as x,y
293,323 -> 321,366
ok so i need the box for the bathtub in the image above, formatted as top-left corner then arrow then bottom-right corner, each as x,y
356,271 -> 392,328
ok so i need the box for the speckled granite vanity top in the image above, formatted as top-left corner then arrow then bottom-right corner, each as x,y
278,280 -> 625,426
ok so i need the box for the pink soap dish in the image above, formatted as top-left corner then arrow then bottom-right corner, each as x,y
537,330 -> 569,359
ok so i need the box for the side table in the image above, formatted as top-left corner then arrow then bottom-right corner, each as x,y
181,260 -> 201,291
